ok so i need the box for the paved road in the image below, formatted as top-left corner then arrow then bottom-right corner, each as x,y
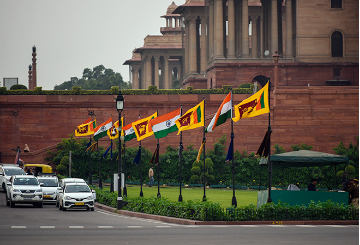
0,191 -> 358,245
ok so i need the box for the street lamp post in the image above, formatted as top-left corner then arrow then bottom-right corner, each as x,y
116,91 -> 124,209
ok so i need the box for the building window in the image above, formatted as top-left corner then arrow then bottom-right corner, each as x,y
331,0 -> 342,8
333,68 -> 341,77
331,31 -> 343,57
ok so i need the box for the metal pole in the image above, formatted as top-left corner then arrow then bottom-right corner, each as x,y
98,140 -> 102,189
139,142 -> 143,197
110,139 -> 114,193
178,105 -> 183,202
230,89 -> 237,207
117,111 -> 123,209
69,151 -> 72,178
88,135 -> 92,185
202,97 -> 206,202
123,115 -> 127,197
267,78 -> 273,203
157,140 -> 161,198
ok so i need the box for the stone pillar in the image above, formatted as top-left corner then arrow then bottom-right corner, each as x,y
271,0 -> 278,55
145,56 -> 152,89
241,0 -> 249,58
132,67 -> 140,89
184,20 -> 189,75
251,16 -> 258,58
214,0 -> 224,58
208,0 -> 214,59
163,56 -> 170,89
227,0 -> 236,58
28,65 -> 32,89
189,17 -> 197,73
200,17 -> 207,74
31,46 -> 37,90
154,56 -> 159,88
285,0 -> 293,58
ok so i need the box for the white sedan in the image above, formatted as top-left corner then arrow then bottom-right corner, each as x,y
58,183 -> 95,211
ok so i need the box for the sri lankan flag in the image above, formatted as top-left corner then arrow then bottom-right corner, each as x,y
132,112 -> 158,141
233,82 -> 269,122
107,117 -> 123,140
75,117 -> 96,137
175,100 -> 204,135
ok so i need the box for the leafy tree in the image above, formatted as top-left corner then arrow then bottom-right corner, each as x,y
54,65 -> 131,90
291,143 -> 313,151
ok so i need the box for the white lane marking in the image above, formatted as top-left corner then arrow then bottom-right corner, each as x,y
326,225 -> 350,227
11,226 -> 26,229
156,226 -> 172,228
211,225 -> 229,228
69,226 -> 84,229
98,226 -> 114,229
238,225 -> 259,227
268,225 -> 287,227
40,226 -> 55,229
296,225 -> 317,227
127,226 -> 143,228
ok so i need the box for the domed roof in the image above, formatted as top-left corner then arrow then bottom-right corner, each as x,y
166,1 -> 178,15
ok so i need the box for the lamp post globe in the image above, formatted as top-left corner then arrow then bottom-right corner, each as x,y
116,91 -> 124,209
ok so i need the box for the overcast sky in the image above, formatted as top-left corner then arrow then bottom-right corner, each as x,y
0,0 -> 178,90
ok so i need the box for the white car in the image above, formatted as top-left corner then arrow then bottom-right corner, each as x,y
0,165 -> 26,192
56,178 -> 86,207
58,183 -> 94,211
37,175 -> 59,204
6,175 -> 43,208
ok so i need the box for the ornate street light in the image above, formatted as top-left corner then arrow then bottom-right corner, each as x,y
116,90 -> 124,209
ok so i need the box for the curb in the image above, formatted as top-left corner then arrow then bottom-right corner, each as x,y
94,203 -> 359,226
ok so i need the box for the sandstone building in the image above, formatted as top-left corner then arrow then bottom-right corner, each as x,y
125,0 -> 358,89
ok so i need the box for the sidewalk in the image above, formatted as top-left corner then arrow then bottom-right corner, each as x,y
95,203 -> 359,226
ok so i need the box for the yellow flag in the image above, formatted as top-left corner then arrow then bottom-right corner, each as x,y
107,117 -> 123,139
75,119 -> 96,137
196,140 -> 206,162
132,112 -> 158,141
175,100 -> 204,135
233,82 -> 270,122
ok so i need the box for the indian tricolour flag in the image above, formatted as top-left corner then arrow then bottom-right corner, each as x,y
123,122 -> 136,142
206,92 -> 232,133
93,117 -> 112,141
149,108 -> 180,139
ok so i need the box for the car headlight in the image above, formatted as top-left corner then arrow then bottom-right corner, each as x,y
86,195 -> 93,200
12,188 -> 21,192
64,196 -> 71,200
35,189 -> 42,193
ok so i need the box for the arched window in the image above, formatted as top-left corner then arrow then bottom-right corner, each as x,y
331,31 -> 343,57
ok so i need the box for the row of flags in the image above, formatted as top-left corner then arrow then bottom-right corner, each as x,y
76,83 -> 270,160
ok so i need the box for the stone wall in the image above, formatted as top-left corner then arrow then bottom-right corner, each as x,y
0,86 -> 358,164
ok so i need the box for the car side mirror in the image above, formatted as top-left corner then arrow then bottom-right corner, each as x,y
92,189 -> 95,193
40,183 -> 44,187
7,183 -> 11,186
0,173 -> 3,176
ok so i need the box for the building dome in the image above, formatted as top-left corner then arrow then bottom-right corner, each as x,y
166,1 -> 178,15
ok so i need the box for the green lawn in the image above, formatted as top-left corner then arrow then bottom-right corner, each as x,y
101,185 -> 258,208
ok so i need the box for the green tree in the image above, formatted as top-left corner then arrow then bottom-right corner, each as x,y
54,65 -> 131,90
10,84 -> 28,90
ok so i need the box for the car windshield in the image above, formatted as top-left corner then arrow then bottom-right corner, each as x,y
13,178 -> 39,185
65,185 -> 90,193
39,179 -> 58,187
4,168 -> 26,176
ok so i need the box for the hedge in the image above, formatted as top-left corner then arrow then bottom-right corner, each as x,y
0,85 -> 252,95
95,188 -> 358,221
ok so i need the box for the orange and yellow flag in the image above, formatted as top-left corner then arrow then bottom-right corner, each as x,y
107,117 -> 123,140
132,112 -> 158,141
175,100 -> 204,135
233,82 -> 270,122
75,117 -> 96,137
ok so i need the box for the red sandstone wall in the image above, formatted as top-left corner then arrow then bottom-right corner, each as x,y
0,86 -> 358,164
206,63 -> 359,88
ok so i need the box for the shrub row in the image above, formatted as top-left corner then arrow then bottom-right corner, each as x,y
95,188 -> 358,221
0,85 -> 252,95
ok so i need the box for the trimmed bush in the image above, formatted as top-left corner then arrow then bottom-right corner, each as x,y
95,188 -> 358,221
10,84 -> 28,90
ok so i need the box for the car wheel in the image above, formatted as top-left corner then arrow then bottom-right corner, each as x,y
90,208 -> 94,211
38,202 -> 43,208
62,207 -> 66,211
6,196 -> 10,206
2,183 -> 6,193
10,199 -> 15,208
